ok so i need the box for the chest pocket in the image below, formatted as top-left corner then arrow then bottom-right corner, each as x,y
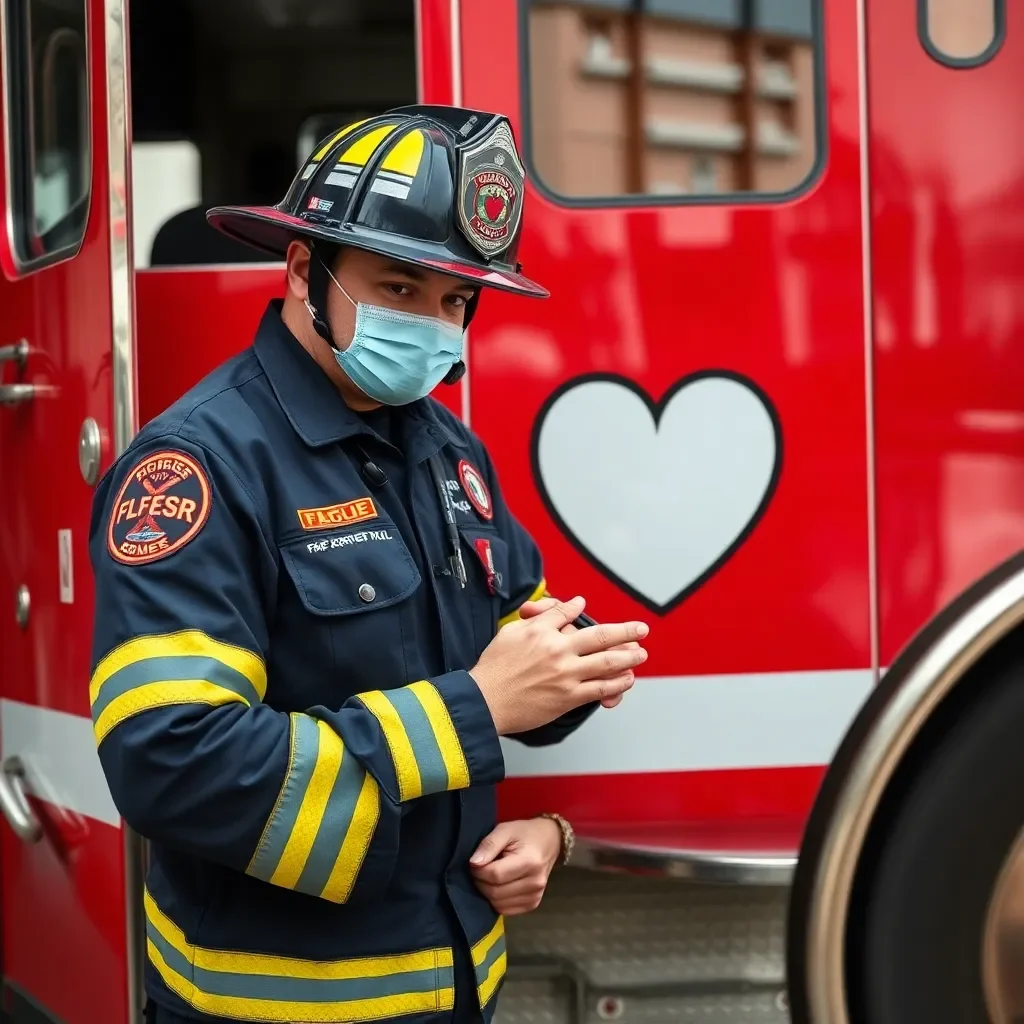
279,526 -> 422,695
458,527 -> 510,656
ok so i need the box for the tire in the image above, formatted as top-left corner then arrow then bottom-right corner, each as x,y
846,650 -> 1024,1023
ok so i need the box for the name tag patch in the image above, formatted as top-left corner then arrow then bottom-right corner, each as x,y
297,497 -> 378,531
306,529 -> 394,554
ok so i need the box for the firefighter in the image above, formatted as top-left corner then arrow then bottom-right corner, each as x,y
89,106 -> 650,1024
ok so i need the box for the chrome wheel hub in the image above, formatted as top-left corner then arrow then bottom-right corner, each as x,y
983,829 -> 1024,1022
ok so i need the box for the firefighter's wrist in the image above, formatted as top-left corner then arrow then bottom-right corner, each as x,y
538,812 -> 574,867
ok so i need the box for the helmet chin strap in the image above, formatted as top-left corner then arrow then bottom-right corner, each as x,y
304,243 -> 337,348
303,242 -> 469,386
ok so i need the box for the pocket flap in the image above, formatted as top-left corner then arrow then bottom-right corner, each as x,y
280,526 -> 421,616
459,527 -> 511,600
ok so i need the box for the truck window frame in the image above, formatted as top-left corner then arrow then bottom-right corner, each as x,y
1,0 -> 93,275
917,0 -> 1005,70
517,0 -> 828,210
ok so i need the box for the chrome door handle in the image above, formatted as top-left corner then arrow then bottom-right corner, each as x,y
0,756 -> 43,843
0,340 -> 37,405
0,339 -> 28,369
0,383 -> 36,406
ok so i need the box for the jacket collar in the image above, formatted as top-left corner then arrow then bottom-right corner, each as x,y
254,300 -> 466,459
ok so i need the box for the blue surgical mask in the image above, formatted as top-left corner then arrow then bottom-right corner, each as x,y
323,267 -> 464,407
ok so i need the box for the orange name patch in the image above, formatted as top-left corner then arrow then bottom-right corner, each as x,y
297,497 -> 378,531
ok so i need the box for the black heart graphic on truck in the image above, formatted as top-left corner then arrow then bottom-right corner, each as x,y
530,371 -> 783,614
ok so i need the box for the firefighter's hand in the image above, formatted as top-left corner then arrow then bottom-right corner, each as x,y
517,597 -> 641,709
469,596 -> 648,735
469,818 -> 562,915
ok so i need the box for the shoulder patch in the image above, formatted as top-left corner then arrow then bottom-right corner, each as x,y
458,459 -> 494,521
107,449 -> 212,565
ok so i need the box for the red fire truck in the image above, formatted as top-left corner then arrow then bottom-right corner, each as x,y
1,0 -> 1022,1021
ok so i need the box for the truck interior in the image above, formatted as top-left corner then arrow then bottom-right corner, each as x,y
129,0 -> 417,268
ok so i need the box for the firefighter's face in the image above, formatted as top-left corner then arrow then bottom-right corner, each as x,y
293,245 -> 475,350
283,240 -> 473,410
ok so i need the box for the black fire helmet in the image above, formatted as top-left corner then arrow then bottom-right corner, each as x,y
206,106 -> 549,374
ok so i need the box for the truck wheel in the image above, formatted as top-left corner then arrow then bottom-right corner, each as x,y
847,653 -> 1024,1023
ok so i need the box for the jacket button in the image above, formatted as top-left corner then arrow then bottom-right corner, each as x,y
358,583 -> 376,603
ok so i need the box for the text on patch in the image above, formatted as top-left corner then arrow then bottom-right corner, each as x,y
297,497 -> 378,531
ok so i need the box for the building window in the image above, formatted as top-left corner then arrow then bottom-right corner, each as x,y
691,155 -> 718,193
525,0 -> 820,202
3,0 -> 91,269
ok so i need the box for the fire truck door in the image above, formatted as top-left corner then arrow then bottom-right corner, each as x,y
787,3 -> 1024,1022
0,1 -> 137,1023
447,0 -> 871,831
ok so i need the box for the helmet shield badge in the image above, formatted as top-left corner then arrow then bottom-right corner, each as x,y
456,119 -> 525,260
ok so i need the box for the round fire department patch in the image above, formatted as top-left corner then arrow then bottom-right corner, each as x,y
458,460 -> 493,521
107,449 -> 212,566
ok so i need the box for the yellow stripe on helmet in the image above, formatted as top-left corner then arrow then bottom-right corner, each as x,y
335,124 -> 426,182
339,125 -> 398,168
314,118 -> 372,162
380,130 -> 425,178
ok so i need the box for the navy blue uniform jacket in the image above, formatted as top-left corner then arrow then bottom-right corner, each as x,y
89,302 -> 595,1024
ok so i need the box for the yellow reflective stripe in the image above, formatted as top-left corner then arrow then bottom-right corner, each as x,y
248,713 -> 301,882
380,129 -> 424,177
198,933 -> 453,980
478,950 -> 507,1007
146,888 -> 454,978
357,690 -> 422,801
471,917 -> 505,967
90,630 -> 267,705
147,937 -> 456,1023
358,682 -> 472,800
473,917 -> 507,1007
339,125 -> 397,168
248,715 -> 384,903
188,990 -> 454,1023
314,119 -> 370,161
147,936 -> 194,1004
174,988 -> 453,1023
407,681 -> 470,791
498,577 -> 548,629
144,888 -> 192,960
321,770 -> 380,904
145,888 -> 456,1022
93,681 -> 245,743
269,720 -> 343,890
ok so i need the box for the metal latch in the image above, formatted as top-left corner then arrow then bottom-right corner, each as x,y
0,756 -> 43,844
0,383 -> 36,406
0,344 -> 37,407
0,339 -> 35,406
0,338 -> 28,370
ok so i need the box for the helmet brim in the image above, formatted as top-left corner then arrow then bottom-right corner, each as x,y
206,206 -> 550,299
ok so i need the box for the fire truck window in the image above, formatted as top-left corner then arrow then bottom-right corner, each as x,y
3,0 -> 90,269
525,0 -> 821,202
921,0 -> 1003,67
129,0 -> 416,268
